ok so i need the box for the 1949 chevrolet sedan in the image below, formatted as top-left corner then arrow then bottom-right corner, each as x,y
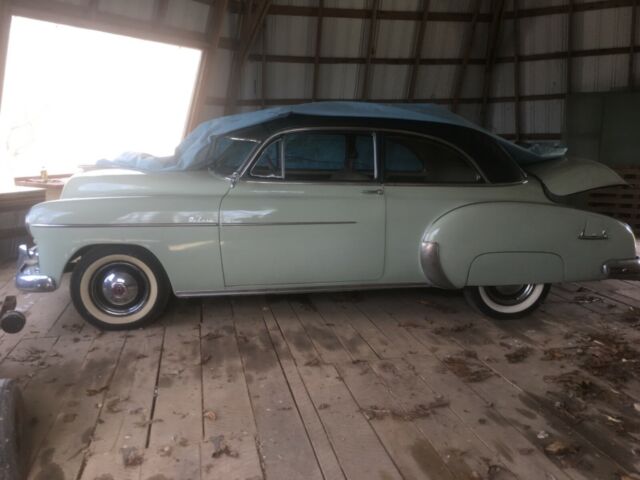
14,102 -> 640,329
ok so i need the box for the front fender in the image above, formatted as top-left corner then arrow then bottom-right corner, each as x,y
26,196 -> 225,293
422,202 -> 636,288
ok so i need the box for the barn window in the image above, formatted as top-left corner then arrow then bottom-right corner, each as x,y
0,16 -> 202,180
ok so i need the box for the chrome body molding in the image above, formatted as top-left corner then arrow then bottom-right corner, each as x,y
15,245 -> 57,292
419,241 -> 455,289
602,257 -> 640,280
30,222 -> 219,228
174,282 -> 430,298
221,221 -> 357,227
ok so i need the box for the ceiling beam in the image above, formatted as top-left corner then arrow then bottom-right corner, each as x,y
225,0 -> 272,114
205,92 -> 567,107
451,0 -> 482,113
406,0 -> 430,100
312,0 -> 324,101
186,0 -> 229,132
10,0 -> 211,49
360,0 -> 380,100
197,0 -> 637,22
630,0 -> 637,89
480,0 -> 507,128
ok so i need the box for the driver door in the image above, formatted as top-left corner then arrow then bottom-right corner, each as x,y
219,130 -> 385,287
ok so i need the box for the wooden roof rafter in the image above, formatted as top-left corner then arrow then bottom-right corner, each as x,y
225,0 -> 272,115
406,0 -> 430,100
480,0 -> 507,128
629,0 -> 637,89
451,0 -> 482,113
360,0 -> 380,100
312,0 -> 324,101
186,0 -> 229,131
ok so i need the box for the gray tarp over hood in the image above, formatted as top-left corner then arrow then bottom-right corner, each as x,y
96,101 -> 565,172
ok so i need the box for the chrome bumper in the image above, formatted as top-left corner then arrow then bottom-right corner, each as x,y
602,257 -> 640,280
15,245 -> 56,292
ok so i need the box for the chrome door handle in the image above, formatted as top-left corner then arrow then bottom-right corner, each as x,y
362,188 -> 384,195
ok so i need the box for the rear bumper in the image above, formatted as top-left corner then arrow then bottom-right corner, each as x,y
602,257 -> 640,280
15,245 -> 57,292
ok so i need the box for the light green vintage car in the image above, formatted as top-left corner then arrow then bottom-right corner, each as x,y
15,102 -> 640,329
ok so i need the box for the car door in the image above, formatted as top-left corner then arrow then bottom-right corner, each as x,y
219,129 -> 385,287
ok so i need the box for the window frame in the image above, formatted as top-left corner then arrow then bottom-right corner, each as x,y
243,128 -> 379,184
236,126 -> 528,188
380,132 -> 488,186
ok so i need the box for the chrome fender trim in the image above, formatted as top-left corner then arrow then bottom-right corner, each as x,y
420,241 -> 456,289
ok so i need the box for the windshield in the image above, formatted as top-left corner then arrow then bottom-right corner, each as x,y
209,136 -> 259,176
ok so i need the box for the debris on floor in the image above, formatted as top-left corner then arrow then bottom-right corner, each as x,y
210,435 -> 239,458
504,346 -> 533,364
443,353 -> 494,382
120,446 -> 144,467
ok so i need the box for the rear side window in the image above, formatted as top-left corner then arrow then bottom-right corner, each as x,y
383,134 -> 483,184
250,131 -> 376,182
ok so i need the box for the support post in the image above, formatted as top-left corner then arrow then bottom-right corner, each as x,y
566,0 -> 574,96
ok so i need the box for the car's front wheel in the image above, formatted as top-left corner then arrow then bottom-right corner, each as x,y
70,246 -> 171,330
464,283 -> 550,319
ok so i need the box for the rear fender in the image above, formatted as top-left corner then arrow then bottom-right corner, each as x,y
421,202 -> 636,288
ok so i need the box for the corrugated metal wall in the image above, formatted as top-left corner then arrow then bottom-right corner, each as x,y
22,0 -> 640,139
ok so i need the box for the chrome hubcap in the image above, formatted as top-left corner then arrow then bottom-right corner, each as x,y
483,284 -> 536,306
91,262 -> 149,316
101,271 -> 139,306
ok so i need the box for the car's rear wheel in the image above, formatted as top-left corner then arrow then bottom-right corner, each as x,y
0,379 -> 27,480
464,283 -> 550,319
71,246 -> 170,330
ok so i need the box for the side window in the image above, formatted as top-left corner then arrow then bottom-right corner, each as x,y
251,140 -> 283,178
383,135 -> 483,184
283,132 -> 375,182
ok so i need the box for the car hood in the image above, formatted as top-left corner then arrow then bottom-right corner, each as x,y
61,168 -> 230,199
524,157 -> 626,196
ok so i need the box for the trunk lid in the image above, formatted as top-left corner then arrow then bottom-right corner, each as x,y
524,157 -> 626,196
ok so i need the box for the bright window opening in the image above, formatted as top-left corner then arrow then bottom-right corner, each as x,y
0,16 -> 202,183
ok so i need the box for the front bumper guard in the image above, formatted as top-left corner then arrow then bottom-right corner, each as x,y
602,257 -> 640,281
15,245 -> 56,292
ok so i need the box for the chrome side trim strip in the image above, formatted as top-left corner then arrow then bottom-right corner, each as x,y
420,241 -> 456,289
221,221 -> 357,226
175,282 -> 431,298
30,222 -> 219,228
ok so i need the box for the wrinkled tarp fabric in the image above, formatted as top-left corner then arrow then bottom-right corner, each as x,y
95,102 -> 563,172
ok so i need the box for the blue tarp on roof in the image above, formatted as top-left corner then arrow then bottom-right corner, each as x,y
96,101 -> 564,171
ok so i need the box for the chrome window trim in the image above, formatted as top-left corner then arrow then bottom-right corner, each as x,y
234,126 -> 527,187
380,130 -> 488,184
250,138 -> 285,179
239,127 -> 380,182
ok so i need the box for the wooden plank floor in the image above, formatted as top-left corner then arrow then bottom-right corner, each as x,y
1,261 -> 640,479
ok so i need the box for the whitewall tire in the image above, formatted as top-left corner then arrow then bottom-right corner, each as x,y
464,283 -> 550,319
71,246 -> 171,330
